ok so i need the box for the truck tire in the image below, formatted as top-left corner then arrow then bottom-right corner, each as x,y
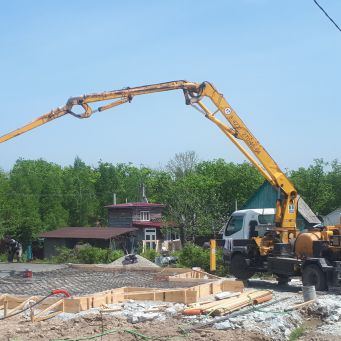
230,253 -> 255,280
302,264 -> 327,291
275,274 -> 290,286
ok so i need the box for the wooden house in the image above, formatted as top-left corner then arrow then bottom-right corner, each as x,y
105,202 -> 165,249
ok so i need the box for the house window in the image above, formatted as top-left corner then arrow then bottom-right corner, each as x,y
145,228 -> 156,241
140,211 -> 150,221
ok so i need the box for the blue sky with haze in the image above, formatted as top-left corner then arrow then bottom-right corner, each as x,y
1,0 -> 340,171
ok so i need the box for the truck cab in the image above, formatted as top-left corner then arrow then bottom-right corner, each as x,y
222,208 -> 276,279
223,208 -> 275,242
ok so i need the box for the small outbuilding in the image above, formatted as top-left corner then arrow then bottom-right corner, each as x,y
40,227 -> 137,258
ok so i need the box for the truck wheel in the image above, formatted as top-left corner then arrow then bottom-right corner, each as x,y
275,274 -> 290,286
230,253 -> 255,280
302,264 -> 327,291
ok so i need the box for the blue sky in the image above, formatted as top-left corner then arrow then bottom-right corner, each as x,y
0,0 -> 340,171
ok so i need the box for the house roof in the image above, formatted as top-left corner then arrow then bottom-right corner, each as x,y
132,221 -> 162,228
297,196 -> 321,224
105,202 -> 165,209
242,181 -> 320,225
39,227 -> 138,240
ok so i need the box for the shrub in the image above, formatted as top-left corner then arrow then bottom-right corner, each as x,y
0,253 -> 7,262
76,245 -> 107,264
52,246 -> 124,264
175,243 -> 228,276
107,249 -> 125,263
141,248 -> 159,262
177,243 -> 210,271
53,247 -> 77,263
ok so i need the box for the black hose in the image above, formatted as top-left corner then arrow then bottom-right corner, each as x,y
0,293 -> 53,320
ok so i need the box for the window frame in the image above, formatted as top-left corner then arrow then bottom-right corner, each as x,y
140,211 -> 150,221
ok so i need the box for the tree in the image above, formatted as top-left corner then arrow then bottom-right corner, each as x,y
166,151 -> 199,179
62,157 -> 99,226
327,160 -> 341,213
290,159 -> 334,216
1,159 -> 69,246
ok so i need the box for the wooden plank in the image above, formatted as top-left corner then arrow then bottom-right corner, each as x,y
167,277 -> 213,283
164,289 -> 198,304
33,298 -> 64,320
125,292 -> 160,301
284,300 -> 315,311
197,290 -> 258,311
33,311 -> 62,322
197,283 -> 212,298
211,281 -> 222,294
221,279 -> 244,292
7,297 -> 36,317
64,298 -> 81,313
203,290 -> 272,316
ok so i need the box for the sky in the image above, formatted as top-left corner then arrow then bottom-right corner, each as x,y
0,0 -> 340,172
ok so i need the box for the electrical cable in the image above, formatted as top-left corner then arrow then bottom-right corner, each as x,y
0,289 -> 70,321
0,292 -> 54,320
313,0 -> 341,33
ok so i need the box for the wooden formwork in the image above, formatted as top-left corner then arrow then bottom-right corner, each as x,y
0,268 -> 243,321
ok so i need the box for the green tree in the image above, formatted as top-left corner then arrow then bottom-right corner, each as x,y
327,160 -> 341,213
166,151 -> 199,179
290,159 -> 334,215
63,157 -> 99,226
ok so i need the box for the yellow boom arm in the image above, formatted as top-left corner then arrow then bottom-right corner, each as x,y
0,80 -> 298,233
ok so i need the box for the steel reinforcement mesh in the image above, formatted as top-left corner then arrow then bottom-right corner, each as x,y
0,268 -> 195,296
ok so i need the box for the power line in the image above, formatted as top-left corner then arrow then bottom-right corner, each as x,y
313,0 -> 341,33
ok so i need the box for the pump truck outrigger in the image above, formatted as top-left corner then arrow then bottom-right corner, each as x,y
1,80 -> 341,290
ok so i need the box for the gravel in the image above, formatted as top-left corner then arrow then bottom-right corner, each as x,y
109,255 -> 160,268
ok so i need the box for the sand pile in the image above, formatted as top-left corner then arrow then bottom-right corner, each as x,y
109,254 -> 160,268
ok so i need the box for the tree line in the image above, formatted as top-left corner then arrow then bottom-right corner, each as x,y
0,152 -> 339,247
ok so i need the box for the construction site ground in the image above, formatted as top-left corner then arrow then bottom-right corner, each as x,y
0,263 -> 341,341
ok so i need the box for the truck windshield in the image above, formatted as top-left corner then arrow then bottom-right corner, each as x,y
225,215 -> 244,236
258,214 -> 275,224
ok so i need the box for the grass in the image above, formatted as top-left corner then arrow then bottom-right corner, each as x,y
289,326 -> 305,341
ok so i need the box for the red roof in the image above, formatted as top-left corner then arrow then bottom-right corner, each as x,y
105,202 -> 165,209
39,227 -> 138,240
132,221 -> 162,228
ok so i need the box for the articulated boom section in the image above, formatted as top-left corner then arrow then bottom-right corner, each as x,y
0,80 -> 298,243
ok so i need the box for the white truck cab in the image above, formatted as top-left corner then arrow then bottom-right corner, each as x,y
223,208 -> 275,250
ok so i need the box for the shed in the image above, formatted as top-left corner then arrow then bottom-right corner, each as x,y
242,182 -> 320,230
39,227 -> 137,258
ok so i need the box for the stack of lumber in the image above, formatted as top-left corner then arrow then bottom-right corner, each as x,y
183,290 -> 272,316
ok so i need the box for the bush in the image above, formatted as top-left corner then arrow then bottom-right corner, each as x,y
141,248 -> 159,262
76,246 -> 108,264
0,253 -> 7,262
52,246 -> 124,264
175,243 -> 228,276
177,243 -> 210,271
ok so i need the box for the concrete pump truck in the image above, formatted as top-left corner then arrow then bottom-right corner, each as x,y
1,80 -> 340,290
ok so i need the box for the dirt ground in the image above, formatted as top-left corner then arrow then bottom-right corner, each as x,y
0,313 -> 276,341
0,307 -> 338,341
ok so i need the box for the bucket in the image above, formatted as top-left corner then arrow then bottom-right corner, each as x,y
23,269 -> 33,278
302,285 -> 316,302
